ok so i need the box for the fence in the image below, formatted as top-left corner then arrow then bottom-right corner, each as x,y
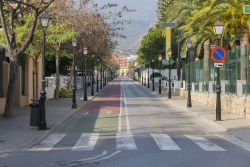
184,45 -> 250,97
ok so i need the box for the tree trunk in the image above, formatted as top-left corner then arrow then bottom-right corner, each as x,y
203,40 -> 210,87
67,62 -> 74,90
240,27 -> 249,80
3,60 -> 19,117
55,53 -> 60,99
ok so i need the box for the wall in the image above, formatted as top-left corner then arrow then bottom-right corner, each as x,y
179,89 -> 250,118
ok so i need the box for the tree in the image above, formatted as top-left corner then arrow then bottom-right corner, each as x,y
0,0 -> 56,117
137,26 -> 165,68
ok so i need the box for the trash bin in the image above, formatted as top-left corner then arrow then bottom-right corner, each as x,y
30,99 -> 40,126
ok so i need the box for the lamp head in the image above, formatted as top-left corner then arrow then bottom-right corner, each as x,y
72,38 -> 77,47
214,20 -> 224,35
83,47 -> 88,55
186,37 -> 193,49
39,11 -> 50,28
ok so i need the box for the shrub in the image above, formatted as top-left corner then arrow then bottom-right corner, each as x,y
59,88 -> 72,98
150,72 -> 162,80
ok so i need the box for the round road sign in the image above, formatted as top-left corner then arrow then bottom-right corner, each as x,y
210,46 -> 227,63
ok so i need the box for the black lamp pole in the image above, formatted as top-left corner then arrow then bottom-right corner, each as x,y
142,72 -> 144,85
152,60 -> 155,91
100,61 -> 103,90
167,50 -> 172,99
39,11 -> 49,130
82,48 -> 88,101
91,55 -> 95,96
71,38 -> 77,108
159,55 -> 162,94
186,38 -> 193,107
214,20 -> 224,121
147,63 -> 150,88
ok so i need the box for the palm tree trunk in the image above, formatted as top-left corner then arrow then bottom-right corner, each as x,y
203,40 -> 210,87
240,27 -> 249,80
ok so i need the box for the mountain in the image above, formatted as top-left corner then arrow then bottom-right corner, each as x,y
116,19 -> 155,55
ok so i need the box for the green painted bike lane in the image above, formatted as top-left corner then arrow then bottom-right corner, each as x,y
57,80 -> 121,134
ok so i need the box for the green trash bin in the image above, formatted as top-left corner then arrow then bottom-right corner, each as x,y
30,99 -> 40,126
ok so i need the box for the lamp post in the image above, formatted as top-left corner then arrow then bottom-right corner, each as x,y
214,20 -> 225,121
167,49 -> 172,99
83,47 -> 88,101
38,11 -> 49,130
158,55 -> 162,94
147,62 -> 150,88
91,55 -> 95,96
100,60 -> 103,90
96,58 -> 99,92
142,68 -> 144,85
152,59 -> 155,91
71,37 -> 77,108
186,37 -> 193,107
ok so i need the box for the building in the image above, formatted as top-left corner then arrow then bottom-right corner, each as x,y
112,54 -> 130,76
0,46 -> 43,114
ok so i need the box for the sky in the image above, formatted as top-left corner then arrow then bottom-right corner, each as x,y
95,0 -> 158,55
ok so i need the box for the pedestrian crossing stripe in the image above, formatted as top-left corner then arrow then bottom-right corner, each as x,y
72,133 -> 100,151
185,135 -> 225,151
29,133 -> 250,152
29,134 -> 65,151
116,133 -> 137,150
151,134 -> 181,151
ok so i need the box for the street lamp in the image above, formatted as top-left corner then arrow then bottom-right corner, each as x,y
71,37 -> 77,108
147,62 -> 150,88
186,37 -> 192,107
141,66 -> 144,85
213,20 -> 224,121
83,47 -> 88,101
152,59 -> 155,91
158,55 -> 162,94
100,60 -> 103,90
38,11 -> 49,130
91,54 -> 95,96
96,58 -> 100,92
167,49 -> 172,99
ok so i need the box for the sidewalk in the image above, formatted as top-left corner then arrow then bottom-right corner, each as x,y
0,84 -> 101,154
137,80 -> 250,144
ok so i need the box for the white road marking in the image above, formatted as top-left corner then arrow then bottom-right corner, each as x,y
30,134 -> 65,151
72,133 -> 100,151
186,135 -> 226,151
123,81 -> 131,134
118,80 -> 123,133
151,134 -> 181,151
216,135 -> 250,151
116,133 -> 137,150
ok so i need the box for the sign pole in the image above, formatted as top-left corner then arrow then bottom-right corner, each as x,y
216,67 -> 222,121
210,46 -> 227,121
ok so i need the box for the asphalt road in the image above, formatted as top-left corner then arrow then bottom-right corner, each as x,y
1,77 -> 250,167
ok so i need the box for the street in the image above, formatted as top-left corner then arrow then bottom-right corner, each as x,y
1,77 -> 250,167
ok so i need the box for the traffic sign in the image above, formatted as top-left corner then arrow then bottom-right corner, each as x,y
140,66 -> 145,72
162,60 -> 174,65
243,5 -> 250,14
214,63 -> 224,68
210,46 -> 227,63
160,22 -> 176,28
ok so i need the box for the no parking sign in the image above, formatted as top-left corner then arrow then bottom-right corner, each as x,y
210,46 -> 227,68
